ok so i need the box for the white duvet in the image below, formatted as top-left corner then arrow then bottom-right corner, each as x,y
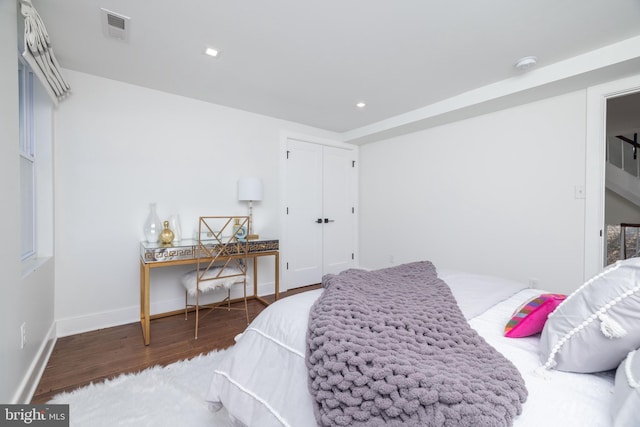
206,271 -> 615,427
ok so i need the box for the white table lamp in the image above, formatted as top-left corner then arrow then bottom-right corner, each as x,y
238,177 -> 263,240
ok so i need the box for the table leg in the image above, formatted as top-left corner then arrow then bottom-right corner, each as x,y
253,255 -> 259,298
140,260 -> 151,345
274,252 -> 280,301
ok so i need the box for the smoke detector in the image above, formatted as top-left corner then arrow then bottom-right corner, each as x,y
514,56 -> 537,71
101,8 -> 130,42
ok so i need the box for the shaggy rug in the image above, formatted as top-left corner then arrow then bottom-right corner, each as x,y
48,349 -> 232,427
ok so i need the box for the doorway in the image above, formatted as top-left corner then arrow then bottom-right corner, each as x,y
585,75 -> 640,279
604,93 -> 640,265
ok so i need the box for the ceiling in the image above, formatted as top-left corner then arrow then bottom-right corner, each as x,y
29,0 -> 640,139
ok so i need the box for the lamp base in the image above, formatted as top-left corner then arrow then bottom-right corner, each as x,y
247,234 -> 260,241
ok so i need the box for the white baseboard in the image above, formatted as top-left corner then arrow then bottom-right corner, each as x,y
13,322 -> 57,404
56,304 -> 140,337
56,282 -> 276,337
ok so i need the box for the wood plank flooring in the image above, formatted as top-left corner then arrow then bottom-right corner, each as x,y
31,285 -> 320,404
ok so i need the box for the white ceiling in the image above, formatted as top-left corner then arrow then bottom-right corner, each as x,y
29,0 -> 640,140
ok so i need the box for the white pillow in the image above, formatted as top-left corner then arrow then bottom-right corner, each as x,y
539,257 -> 640,373
612,348 -> 640,427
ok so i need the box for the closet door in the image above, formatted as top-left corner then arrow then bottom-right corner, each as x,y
286,140 -> 324,287
285,139 -> 356,288
322,146 -> 356,275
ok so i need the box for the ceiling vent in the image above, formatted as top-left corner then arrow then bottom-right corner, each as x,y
100,8 -> 130,42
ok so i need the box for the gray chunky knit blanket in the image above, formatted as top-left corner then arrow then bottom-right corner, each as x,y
306,261 -> 527,427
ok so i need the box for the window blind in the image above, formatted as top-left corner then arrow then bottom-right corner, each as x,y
20,0 -> 71,105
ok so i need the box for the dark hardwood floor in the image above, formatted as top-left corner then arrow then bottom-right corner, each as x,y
31,285 -> 320,404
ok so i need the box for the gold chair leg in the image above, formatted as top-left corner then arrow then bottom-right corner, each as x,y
195,288 -> 199,340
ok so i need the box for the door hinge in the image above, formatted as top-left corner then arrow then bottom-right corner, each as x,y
352,160 -> 356,168
351,253 -> 354,260
600,229 -> 603,237
286,150 -> 290,159
286,262 -> 289,270
286,207 -> 289,215
352,207 -> 355,214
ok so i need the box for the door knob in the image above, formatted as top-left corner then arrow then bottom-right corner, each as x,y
324,218 -> 335,223
316,218 -> 323,224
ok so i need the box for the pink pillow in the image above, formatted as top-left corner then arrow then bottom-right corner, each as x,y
504,293 -> 566,338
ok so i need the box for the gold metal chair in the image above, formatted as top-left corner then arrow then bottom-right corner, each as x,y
182,216 -> 250,339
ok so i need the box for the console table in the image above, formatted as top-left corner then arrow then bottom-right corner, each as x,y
139,238 -> 279,345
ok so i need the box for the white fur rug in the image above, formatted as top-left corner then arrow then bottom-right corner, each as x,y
48,349 -> 232,427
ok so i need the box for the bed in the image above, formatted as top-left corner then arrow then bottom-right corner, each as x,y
205,260 -> 640,427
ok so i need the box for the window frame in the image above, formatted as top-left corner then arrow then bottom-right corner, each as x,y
19,56 -> 36,262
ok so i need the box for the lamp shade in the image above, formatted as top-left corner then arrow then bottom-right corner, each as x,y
238,177 -> 263,201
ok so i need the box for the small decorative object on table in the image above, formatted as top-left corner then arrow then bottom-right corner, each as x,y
159,220 -> 175,245
143,202 -> 163,243
168,214 -> 182,242
233,218 -> 247,242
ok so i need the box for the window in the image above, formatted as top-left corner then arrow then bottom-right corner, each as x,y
19,58 -> 36,261
607,224 -> 640,266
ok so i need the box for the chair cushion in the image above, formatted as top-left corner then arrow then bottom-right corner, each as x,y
182,267 -> 247,296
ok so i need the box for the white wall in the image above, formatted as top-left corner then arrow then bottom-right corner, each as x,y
54,70 -> 340,336
0,0 -> 22,404
359,91 -> 588,295
1,1 -> 56,404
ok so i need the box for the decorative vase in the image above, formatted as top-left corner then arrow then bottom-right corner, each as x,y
168,214 -> 182,242
143,203 -> 163,243
232,218 -> 247,242
159,220 -> 175,245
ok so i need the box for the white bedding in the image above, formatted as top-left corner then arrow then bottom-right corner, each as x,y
206,271 -> 615,427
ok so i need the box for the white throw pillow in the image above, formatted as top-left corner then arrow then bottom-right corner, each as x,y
612,348 -> 640,427
539,257 -> 640,373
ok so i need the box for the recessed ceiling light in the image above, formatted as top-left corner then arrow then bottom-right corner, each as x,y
356,102 -> 366,108
205,47 -> 219,57
514,56 -> 537,71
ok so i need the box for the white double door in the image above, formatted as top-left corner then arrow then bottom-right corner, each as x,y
285,139 -> 357,289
